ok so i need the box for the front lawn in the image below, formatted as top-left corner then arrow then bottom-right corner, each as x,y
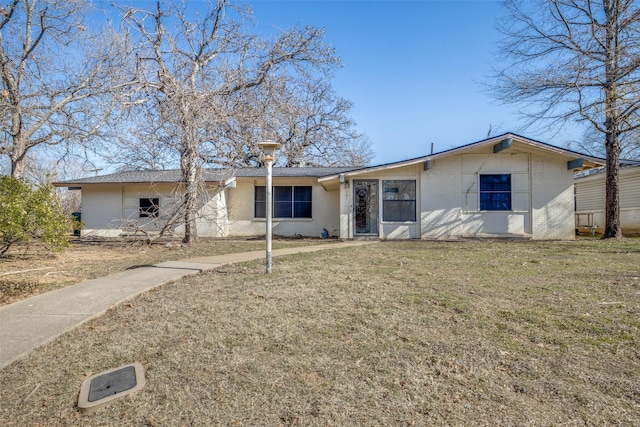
1,239 -> 639,425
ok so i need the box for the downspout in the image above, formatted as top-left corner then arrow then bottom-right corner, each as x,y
528,154 -> 533,236
121,185 -> 125,229
347,180 -> 351,239
416,163 -> 422,238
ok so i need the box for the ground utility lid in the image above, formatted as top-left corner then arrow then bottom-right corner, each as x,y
77,362 -> 145,413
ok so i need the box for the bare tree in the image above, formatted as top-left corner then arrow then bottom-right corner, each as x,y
206,75 -> 373,168
571,127 -> 640,160
334,135 -> 375,167
120,0 -> 339,244
0,0 -> 124,179
261,76 -> 372,167
493,0 -> 640,238
104,92 -> 182,171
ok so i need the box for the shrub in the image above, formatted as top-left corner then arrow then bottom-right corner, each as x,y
0,176 -> 72,255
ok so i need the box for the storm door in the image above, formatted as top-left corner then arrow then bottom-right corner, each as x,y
354,180 -> 379,235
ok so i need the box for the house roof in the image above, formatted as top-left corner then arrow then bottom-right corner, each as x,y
235,167 -> 358,178
319,132 -> 606,182
574,159 -> 640,180
54,167 -> 357,186
55,133 -> 606,188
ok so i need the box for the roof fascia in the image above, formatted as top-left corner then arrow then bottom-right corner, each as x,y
318,158 -> 427,182
508,134 -> 605,165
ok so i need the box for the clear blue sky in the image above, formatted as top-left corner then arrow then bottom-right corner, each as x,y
244,0 -> 584,164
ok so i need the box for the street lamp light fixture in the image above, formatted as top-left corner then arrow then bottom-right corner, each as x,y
259,140 -> 280,162
258,140 -> 281,274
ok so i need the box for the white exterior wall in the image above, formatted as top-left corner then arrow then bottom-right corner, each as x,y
338,165 -> 421,239
422,153 -> 533,239
226,178 -> 341,238
575,166 -> 640,234
174,187 -> 229,238
81,183 -> 229,238
121,184 -> 180,234
530,155 -> 576,239
460,153 -> 531,237
420,151 -> 576,240
336,151 -> 577,240
420,155 -> 463,239
80,185 -> 125,237
339,180 -> 351,239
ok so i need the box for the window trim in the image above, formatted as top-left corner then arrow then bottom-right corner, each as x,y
139,197 -> 160,218
254,185 -> 313,219
382,180 -> 417,222
479,174 -> 512,211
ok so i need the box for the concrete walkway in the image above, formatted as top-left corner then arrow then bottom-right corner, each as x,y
0,240 -> 376,370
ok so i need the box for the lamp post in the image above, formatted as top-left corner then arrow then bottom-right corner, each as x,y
258,140 -> 280,274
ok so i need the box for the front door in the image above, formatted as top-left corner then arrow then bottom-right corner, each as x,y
354,180 -> 379,236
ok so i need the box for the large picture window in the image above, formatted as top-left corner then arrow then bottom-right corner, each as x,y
255,186 -> 312,218
382,180 -> 416,222
480,174 -> 511,211
139,198 -> 159,218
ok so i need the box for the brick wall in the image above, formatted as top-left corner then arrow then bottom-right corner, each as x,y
420,151 -> 576,239
530,156 -> 575,239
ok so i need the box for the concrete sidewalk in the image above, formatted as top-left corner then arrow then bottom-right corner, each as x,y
0,240 -> 376,370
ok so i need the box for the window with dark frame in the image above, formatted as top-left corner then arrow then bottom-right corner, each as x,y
139,198 -> 160,218
255,186 -> 312,219
254,186 -> 266,218
382,180 -> 416,222
479,174 -> 512,211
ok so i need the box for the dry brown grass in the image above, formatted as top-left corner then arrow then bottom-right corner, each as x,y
0,237 -> 322,306
1,239 -> 639,426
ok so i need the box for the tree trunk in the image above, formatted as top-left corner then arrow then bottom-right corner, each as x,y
181,141 -> 199,245
183,181 -> 197,244
10,156 -> 25,179
9,102 -> 25,178
602,0 -> 623,239
603,133 -> 622,238
10,140 -> 26,179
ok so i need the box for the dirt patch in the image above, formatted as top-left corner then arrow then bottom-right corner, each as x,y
0,239 -> 639,425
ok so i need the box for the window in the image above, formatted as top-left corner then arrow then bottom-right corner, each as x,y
480,174 -> 511,211
255,186 -> 312,218
255,187 -> 266,218
274,186 -> 293,218
382,180 -> 416,222
293,186 -> 312,218
139,198 -> 159,218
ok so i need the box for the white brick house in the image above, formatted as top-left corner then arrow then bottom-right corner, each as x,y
55,133 -> 604,240
320,133 -> 603,240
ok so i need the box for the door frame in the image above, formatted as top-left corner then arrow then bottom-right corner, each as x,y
353,179 -> 379,236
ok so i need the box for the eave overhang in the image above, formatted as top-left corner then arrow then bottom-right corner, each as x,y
318,133 -> 605,184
